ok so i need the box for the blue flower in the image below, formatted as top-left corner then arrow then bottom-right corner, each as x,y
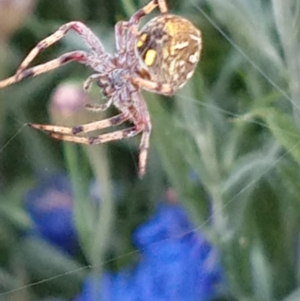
75,203 -> 224,300
24,173 -> 78,254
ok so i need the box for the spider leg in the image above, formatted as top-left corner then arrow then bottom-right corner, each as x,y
83,74 -> 113,111
115,22 -> 127,53
83,73 -> 112,98
28,112 -> 129,135
0,51 -> 94,88
83,74 -> 104,91
49,126 -> 148,177
115,0 -> 168,52
115,0 -> 168,53
49,126 -> 142,146
129,0 -> 168,25
85,100 -> 113,112
129,77 -> 175,96
16,21 -> 106,75
131,92 -> 152,177
156,0 -> 168,14
139,129 -> 151,177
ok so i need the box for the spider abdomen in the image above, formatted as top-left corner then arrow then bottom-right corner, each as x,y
135,14 -> 202,90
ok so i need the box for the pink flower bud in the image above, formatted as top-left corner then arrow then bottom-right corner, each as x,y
49,81 -> 99,126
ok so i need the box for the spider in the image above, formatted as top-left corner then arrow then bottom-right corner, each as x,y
0,0 -> 202,177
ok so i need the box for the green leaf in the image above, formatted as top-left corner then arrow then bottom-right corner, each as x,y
243,108 -> 300,165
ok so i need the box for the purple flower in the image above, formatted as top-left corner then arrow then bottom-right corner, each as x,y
75,203 -> 223,301
24,173 -> 78,254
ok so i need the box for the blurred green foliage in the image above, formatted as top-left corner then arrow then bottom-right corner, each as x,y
0,0 -> 300,300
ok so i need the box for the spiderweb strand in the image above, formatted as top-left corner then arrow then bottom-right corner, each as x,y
193,2 -> 298,110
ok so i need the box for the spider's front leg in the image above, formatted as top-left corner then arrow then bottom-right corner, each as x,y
129,0 -> 168,25
16,21 -> 106,75
0,51 -> 93,88
0,22 -> 107,89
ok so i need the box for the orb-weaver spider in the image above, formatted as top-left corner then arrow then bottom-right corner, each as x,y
0,0 -> 202,177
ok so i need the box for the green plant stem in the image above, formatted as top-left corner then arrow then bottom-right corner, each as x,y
85,145 -> 114,279
64,144 -> 94,253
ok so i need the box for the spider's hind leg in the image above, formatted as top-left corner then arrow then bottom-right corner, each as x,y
28,112 -> 129,135
138,129 -> 151,177
47,126 -> 147,176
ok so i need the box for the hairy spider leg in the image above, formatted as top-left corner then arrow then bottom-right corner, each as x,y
0,51 -> 95,88
28,112 -> 129,135
16,21 -> 106,75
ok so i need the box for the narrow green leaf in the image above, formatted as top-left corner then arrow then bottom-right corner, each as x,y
245,108 -> 300,165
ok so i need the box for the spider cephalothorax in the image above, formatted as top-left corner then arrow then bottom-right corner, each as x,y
0,0 -> 202,177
